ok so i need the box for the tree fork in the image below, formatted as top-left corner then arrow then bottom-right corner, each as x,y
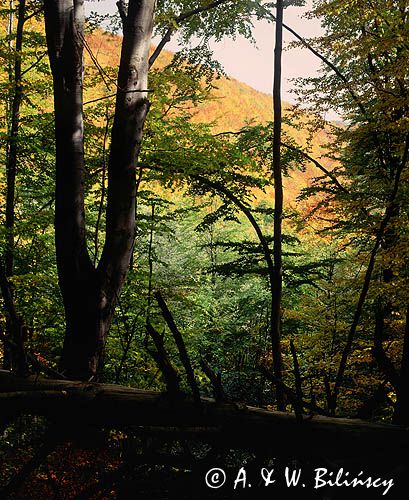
44,0 -> 155,380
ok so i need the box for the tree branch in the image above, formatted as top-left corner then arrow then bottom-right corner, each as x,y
258,364 -> 328,416
331,134 -> 409,412
200,358 -> 226,402
149,0 -> 233,68
116,0 -> 127,28
155,291 -> 201,405
146,321 -> 181,396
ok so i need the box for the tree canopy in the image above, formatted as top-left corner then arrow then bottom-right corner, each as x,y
0,0 -> 408,497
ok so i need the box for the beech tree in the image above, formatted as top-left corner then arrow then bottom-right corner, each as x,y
292,0 -> 408,417
43,0 -> 268,380
43,0 -> 156,380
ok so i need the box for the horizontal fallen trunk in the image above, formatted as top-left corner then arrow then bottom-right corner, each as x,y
1,371 -> 408,460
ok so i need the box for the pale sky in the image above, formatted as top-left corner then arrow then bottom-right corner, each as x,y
85,1 -> 322,104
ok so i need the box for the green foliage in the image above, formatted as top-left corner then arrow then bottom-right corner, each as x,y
0,0 -> 407,424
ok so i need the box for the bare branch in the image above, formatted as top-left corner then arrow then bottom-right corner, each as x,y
146,321 -> 181,396
155,291 -> 201,405
149,0 -> 233,68
200,358 -> 226,402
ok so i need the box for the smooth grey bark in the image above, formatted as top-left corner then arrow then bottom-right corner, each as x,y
44,0 -> 245,381
44,0 -> 155,380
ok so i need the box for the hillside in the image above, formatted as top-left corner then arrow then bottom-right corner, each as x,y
85,30 -> 330,204
85,31 -> 275,127
194,76 -> 274,130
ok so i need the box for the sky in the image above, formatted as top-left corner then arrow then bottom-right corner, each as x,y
85,1 -> 323,104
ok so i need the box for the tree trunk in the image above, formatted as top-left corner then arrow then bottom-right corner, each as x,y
331,135 -> 408,412
3,0 -> 26,371
0,264 -> 28,376
1,371 -> 408,460
5,0 -> 25,277
43,0 -> 155,380
373,301 -> 399,389
271,0 -> 285,410
393,306 -> 409,425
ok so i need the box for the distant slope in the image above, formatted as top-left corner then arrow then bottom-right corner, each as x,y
193,77 -> 273,131
86,31 -> 330,205
88,31 -> 273,128
86,31 -> 275,130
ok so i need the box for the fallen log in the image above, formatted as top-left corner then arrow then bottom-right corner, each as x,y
1,370 -> 408,460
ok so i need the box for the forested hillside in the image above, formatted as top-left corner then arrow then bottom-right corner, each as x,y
0,0 -> 408,498
84,30 -> 329,202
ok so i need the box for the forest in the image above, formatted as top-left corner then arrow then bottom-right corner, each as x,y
0,0 -> 408,498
